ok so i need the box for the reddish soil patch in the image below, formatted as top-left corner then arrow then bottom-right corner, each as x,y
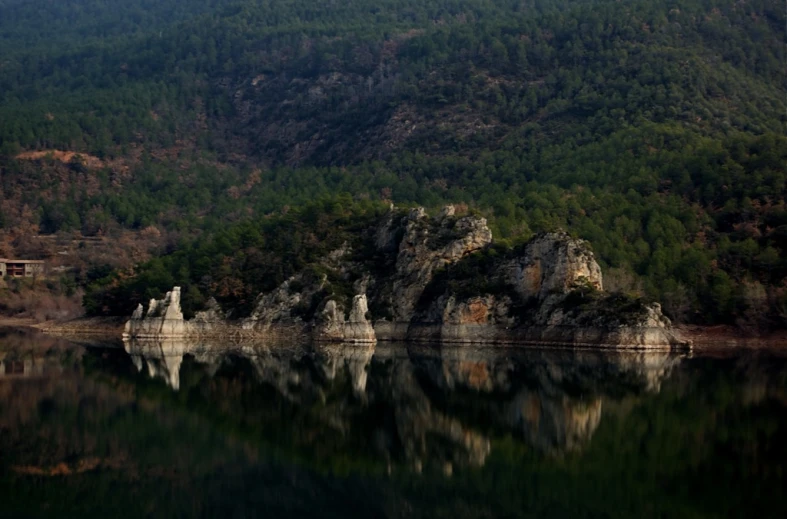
12,457 -> 119,476
15,149 -> 105,169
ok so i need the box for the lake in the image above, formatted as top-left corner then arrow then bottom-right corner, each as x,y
0,326 -> 785,518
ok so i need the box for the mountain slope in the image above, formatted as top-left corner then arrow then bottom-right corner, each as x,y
0,0 -> 785,327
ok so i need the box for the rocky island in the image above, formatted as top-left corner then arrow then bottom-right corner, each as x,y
124,205 -> 688,350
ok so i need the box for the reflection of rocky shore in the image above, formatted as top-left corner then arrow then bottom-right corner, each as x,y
0,353 -> 65,380
123,338 -> 686,467
4,326 -> 785,518
124,339 -> 188,390
0,328 -> 77,380
408,346 -> 683,454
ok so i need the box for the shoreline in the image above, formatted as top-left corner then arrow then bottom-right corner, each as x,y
0,317 -> 41,328
6,317 -> 785,351
676,325 -> 787,351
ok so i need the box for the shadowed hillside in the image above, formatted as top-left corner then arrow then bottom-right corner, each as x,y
0,0 -> 785,327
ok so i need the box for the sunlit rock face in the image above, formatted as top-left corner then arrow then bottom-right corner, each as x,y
124,287 -> 189,339
502,231 -> 603,302
243,275 -> 322,332
369,207 -> 685,348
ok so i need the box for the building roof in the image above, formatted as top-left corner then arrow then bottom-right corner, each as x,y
0,259 -> 46,264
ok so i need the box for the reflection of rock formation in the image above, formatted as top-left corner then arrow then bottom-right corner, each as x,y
509,392 -> 602,454
121,339 -> 686,467
124,339 -> 188,390
424,347 -> 684,396
410,346 -> 685,454
317,343 -> 375,397
122,338 -> 491,470
384,354 -> 491,471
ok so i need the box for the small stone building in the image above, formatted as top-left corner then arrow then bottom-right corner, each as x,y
0,258 -> 45,278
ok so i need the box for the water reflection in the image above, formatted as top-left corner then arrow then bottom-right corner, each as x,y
123,338 -> 686,465
2,328 -> 786,518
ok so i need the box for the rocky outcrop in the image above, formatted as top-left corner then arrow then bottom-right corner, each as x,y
122,205 -> 688,349
315,294 -> 376,343
123,287 -> 190,339
502,231 -> 603,302
388,224 -> 684,349
243,275 -> 323,332
378,205 -> 493,322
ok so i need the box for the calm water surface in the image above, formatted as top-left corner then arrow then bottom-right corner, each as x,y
0,327 -> 785,518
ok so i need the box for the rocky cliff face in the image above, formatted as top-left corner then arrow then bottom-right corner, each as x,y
378,206 -> 493,322
242,275 -> 322,332
502,231 -> 603,302
123,206 -> 688,349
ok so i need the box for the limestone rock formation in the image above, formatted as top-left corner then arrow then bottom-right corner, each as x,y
190,298 -> 228,335
122,205 -> 688,349
395,223 -> 685,348
243,275 -> 323,331
502,231 -> 603,302
377,205 -> 493,322
124,287 -> 189,339
192,298 -> 225,323
316,294 -> 376,343
346,294 -> 376,342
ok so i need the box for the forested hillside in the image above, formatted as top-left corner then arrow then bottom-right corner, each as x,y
0,0 -> 785,327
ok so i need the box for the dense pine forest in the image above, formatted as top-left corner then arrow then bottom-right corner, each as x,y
0,0 -> 785,328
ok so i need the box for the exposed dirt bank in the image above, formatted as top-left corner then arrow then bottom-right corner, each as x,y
679,325 -> 787,351
33,317 -> 127,337
0,317 -> 39,328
